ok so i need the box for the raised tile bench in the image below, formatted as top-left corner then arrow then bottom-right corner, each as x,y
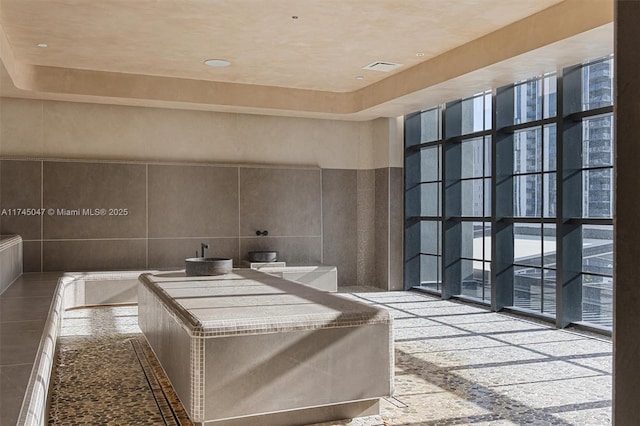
0,235 -> 23,295
138,269 -> 393,426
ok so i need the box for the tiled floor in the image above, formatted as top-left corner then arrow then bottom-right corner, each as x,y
46,290 -> 612,425
346,291 -> 612,426
48,306 -> 192,425
0,273 -> 62,426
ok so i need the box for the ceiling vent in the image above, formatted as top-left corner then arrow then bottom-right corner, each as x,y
362,61 -> 403,72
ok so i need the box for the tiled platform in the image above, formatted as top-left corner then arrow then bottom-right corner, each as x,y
46,290 -> 612,425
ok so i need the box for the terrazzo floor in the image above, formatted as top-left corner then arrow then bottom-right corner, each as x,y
48,290 -> 612,425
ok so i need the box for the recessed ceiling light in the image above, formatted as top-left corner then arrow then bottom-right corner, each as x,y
204,59 -> 231,67
416,53 -> 425,57
37,43 -> 48,48
355,75 -> 365,80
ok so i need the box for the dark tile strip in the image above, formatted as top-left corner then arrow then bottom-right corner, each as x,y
130,337 -> 175,426
136,336 -> 194,426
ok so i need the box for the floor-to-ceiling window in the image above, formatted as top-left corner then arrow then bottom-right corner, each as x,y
507,75 -> 558,317
572,57 -> 614,329
404,55 -> 614,333
405,107 -> 443,293
444,92 -> 493,303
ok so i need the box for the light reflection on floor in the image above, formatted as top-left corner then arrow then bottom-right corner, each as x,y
49,292 -> 612,426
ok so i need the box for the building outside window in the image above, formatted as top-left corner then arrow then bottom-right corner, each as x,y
404,55 -> 614,333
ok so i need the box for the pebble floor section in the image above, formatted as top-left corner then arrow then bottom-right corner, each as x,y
48,306 -> 192,425
48,291 -> 612,426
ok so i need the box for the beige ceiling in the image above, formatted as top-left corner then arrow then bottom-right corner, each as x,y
0,0 -> 614,120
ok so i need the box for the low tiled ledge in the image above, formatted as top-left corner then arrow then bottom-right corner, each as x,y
17,270 -> 156,426
0,235 -> 23,295
242,262 -> 338,292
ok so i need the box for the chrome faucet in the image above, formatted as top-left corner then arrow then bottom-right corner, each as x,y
201,243 -> 209,258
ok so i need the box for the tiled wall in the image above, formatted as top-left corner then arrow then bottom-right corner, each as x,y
0,158 -> 403,288
374,168 -> 404,291
0,159 -> 321,270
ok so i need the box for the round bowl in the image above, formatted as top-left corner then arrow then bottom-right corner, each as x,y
185,257 -> 233,276
248,251 -> 278,263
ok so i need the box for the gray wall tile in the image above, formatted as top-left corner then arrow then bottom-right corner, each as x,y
357,169 -> 375,287
322,169 -> 357,286
239,168 -> 321,237
375,168 -> 390,290
148,237 -> 239,269
42,239 -> 146,271
240,237 -> 321,266
42,162 -> 146,239
22,241 -> 41,273
389,167 -> 404,290
148,165 -> 239,238
0,160 -> 42,240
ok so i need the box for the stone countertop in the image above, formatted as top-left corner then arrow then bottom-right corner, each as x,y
139,269 -> 390,338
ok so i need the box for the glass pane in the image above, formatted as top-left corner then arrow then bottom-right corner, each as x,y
542,269 -> 556,317
514,79 -> 542,124
543,124 -> 557,171
514,174 -> 541,217
420,255 -> 441,292
484,222 -> 492,262
583,115 -> 614,168
406,183 -> 441,217
460,221 -> 487,261
461,94 -> 487,135
514,266 -> 542,312
404,150 -> 421,187
460,221 -> 473,259
461,179 -> 484,217
483,262 -> 492,302
472,221 -> 488,260
543,224 -> 557,268
543,173 -> 556,218
461,258 -> 485,300
582,274 -> 613,329
405,113 -> 421,148
582,225 -> 613,276
420,183 -> 441,217
420,221 -> 441,255
484,178 -> 492,217
420,108 -> 441,143
484,137 -> 492,177
420,145 -> 441,182
514,127 -> 542,173
514,223 -> 542,267
582,58 -> 613,111
543,74 -> 557,119
406,146 -> 441,187
583,168 -> 613,218
461,137 -> 485,178
404,221 -> 421,261
484,92 -> 493,130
